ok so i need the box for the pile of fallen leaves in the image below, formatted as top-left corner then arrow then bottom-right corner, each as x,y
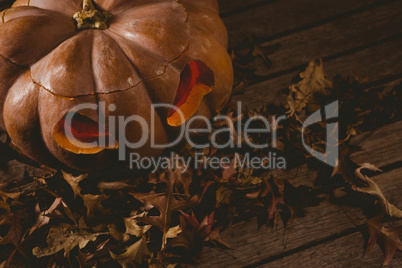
0,59 -> 401,267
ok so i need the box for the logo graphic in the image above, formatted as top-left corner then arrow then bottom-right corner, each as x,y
60,100 -> 339,170
301,101 -> 339,167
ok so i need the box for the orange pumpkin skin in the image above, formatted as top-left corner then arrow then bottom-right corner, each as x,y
0,0 -> 233,171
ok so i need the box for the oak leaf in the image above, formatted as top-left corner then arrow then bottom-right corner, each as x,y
32,223 -> 102,258
355,163 -> 402,218
62,171 -> 87,198
166,225 -> 182,239
109,236 -> 150,268
124,212 -> 151,237
366,216 -> 402,266
287,59 -> 332,118
205,226 -> 231,249
81,194 -> 110,219
0,190 -> 22,213
29,197 -> 62,235
134,169 -> 199,248
166,212 -> 215,258
0,212 -> 24,247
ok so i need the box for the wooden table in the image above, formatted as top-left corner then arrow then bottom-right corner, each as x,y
186,0 -> 402,267
0,0 -> 401,267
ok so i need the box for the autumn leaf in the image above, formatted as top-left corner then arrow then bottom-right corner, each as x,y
134,168 -> 200,248
29,197 -> 62,235
166,212 -> 215,258
124,212 -> 151,237
238,168 -> 262,186
0,212 -> 24,247
222,159 -> 238,181
231,36 -> 274,92
109,236 -> 150,268
62,171 -> 111,219
172,161 -> 193,196
366,216 -> 402,266
287,58 -> 332,118
205,226 -> 231,249
215,185 -> 233,207
355,163 -> 402,218
0,190 -> 22,213
331,148 -> 402,218
166,225 -> 182,239
181,211 -> 214,239
62,171 -> 87,198
107,223 -> 130,242
283,181 -> 322,218
81,194 -> 110,219
32,223 -> 102,258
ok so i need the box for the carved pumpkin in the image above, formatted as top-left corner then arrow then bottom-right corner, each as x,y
0,0 -> 233,171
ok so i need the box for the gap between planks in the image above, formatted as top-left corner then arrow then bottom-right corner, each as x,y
232,35 -> 402,108
184,120 -> 402,267
259,230 -> 402,267
233,0 -> 402,85
221,0 -> 390,48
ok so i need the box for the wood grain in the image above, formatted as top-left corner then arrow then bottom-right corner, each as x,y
262,231 -> 402,268
233,36 -> 402,108
222,0 -> 382,48
185,120 -> 402,267
237,0 -> 402,80
218,0 -> 273,17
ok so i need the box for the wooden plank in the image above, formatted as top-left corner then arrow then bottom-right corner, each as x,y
350,119 -> 402,168
263,232 -> 402,268
222,0 -> 382,48
186,203 -> 365,267
262,167 -> 402,268
185,120 -> 402,267
233,36 -> 402,108
266,119 -> 402,190
240,0 -> 402,79
218,0 -> 271,17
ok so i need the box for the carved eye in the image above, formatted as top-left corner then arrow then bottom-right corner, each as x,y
167,60 -> 214,127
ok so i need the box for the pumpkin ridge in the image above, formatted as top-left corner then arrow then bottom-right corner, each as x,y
185,15 -> 228,49
89,31 -> 97,97
97,30 -> 144,87
107,1 -> 190,69
28,40 -> 191,99
0,7 -> 78,66
105,29 -> 167,79
1,8 -> 7,23
0,53 -> 29,71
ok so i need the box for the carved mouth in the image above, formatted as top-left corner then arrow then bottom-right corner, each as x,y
53,112 -> 118,154
167,60 -> 215,127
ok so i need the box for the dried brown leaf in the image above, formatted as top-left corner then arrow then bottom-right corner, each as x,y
205,227 -> 231,249
29,197 -> 62,235
124,212 -> 151,237
366,216 -> 402,266
135,169 -> 199,248
81,194 -> 110,219
62,171 -> 87,198
32,223 -> 102,258
109,237 -> 150,268
355,163 -> 402,218
0,212 -> 24,247
287,59 -> 332,118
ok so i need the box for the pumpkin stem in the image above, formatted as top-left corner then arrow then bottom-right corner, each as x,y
73,0 -> 112,31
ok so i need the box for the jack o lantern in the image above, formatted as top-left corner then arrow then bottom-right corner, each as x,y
0,0 -> 233,171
